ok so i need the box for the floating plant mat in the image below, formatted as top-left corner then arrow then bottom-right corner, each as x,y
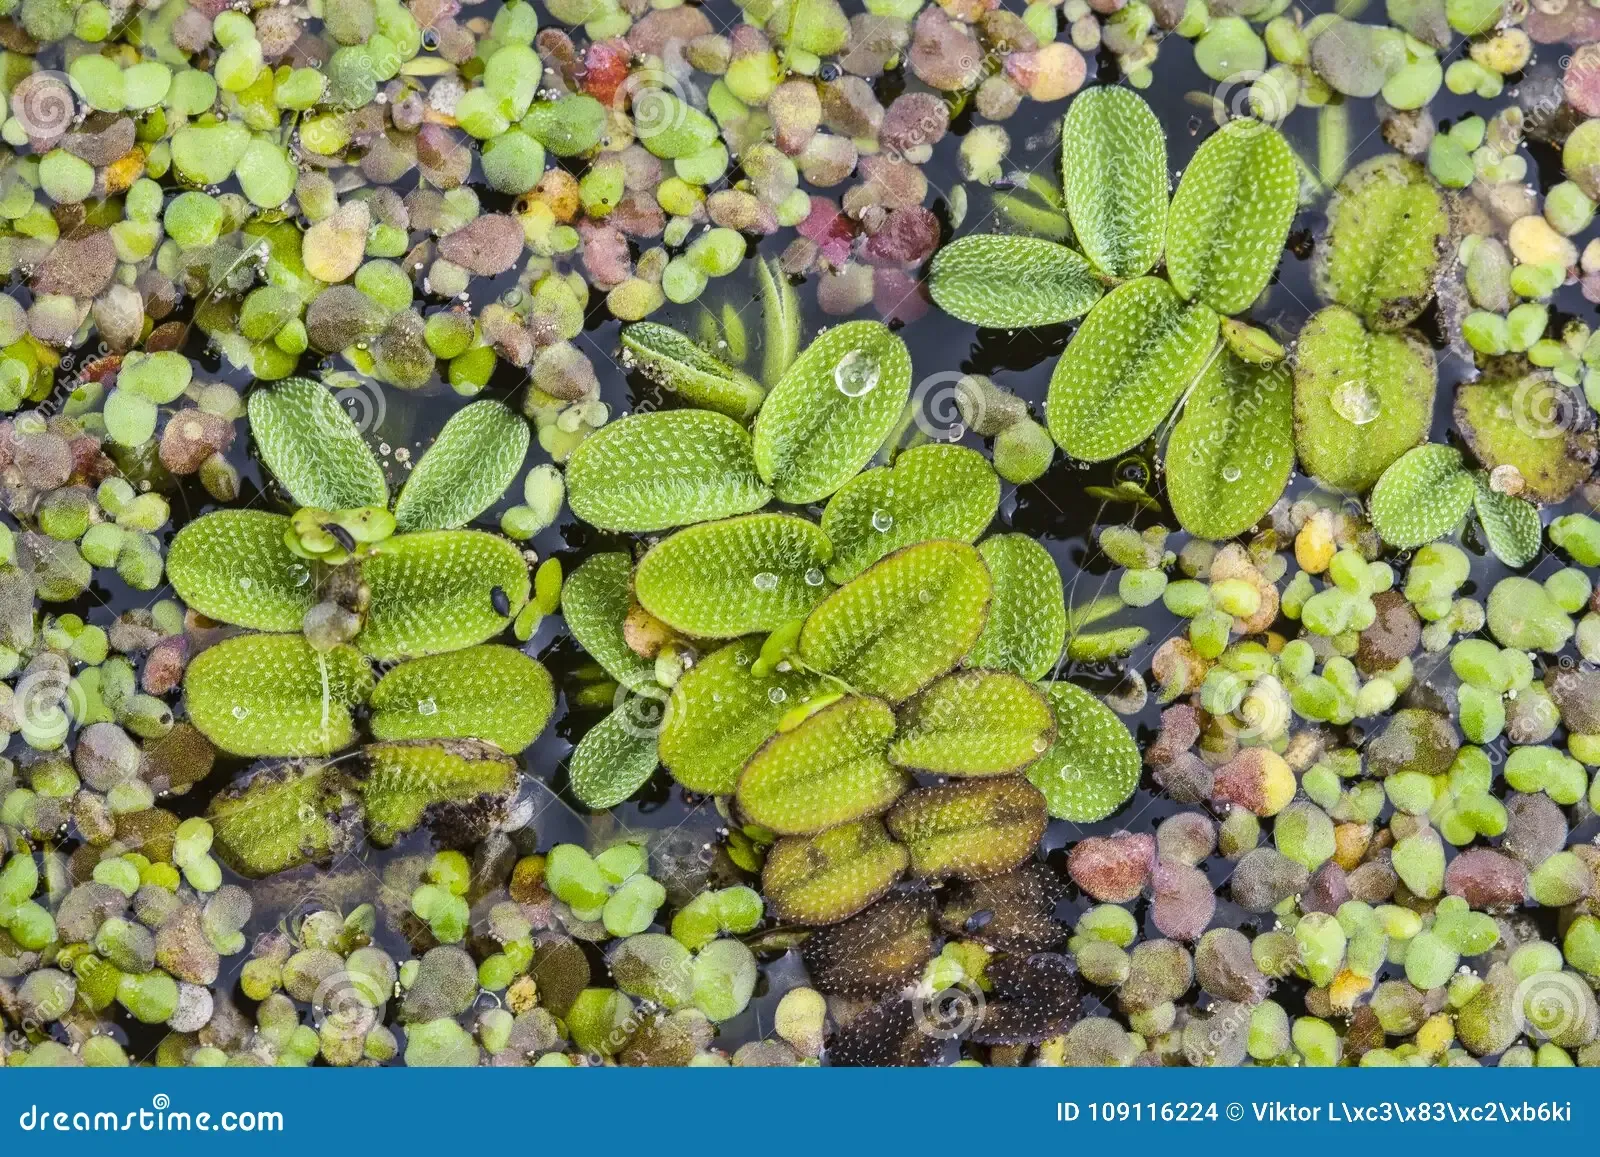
5,0 -> 1600,1073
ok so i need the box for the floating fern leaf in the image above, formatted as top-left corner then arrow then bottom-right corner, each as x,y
1060,85 -> 1168,280
167,511 -> 315,631
357,531 -> 528,660
184,635 -> 373,758
736,696 -> 905,835
392,401 -> 529,532
1368,444 -> 1475,549
621,321 -> 765,419
966,535 -> 1066,681
568,708 -> 660,810
561,552 -> 655,690
369,645 -> 554,752
1472,475 -> 1542,569
1025,681 -> 1140,822
247,377 -> 388,510
927,235 -> 1103,328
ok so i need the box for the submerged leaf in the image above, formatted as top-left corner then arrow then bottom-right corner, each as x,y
1473,476 -> 1543,568
752,320 -> 913,504
927,235 -> 1103,328
758,257 -> 801,387
1045,277 -> 1219,462
1060,85 -> 1168,280
184,635 -> 373,757
888,671 -> 1056,775
1368,444 -> 1475,549
166,511 -> 315,632
966,535 -> 1066,680
633,513 -> 833,638
208,763 -> 358,877
1168,353 -> 1294,541
762,818 -> 909,925
886,777 -> 1047,881
1454,377 -> 1599,504
392,401 -> 529,532
621,321 -> 765,420
1166,118 -> 1298,315
568,708 -> 660,810
357,530 -> 528,660
369,645 -> 554,752
561,552 -> 655,690
564,410 -> 771,533
1026,681 -> 1140,821
358,739 -> 519,845
247,377 -> 388,510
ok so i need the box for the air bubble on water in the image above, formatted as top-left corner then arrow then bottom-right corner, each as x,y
804,567 -> 825,586
417,697 -> 437,716
1221,465 -> 1242,483
1330,379 -> 1381,425
833,349 -> 881,397
768,687 -> 787,705
870,509 -> 894,533
752,571 -> 779,592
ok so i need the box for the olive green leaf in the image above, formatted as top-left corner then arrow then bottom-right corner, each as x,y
966,534 -> 1066,681
659,637 -> 823,795
885,777 -> 1047,881
1455,377 -> 1598,504
208,763 -> 358,877
357,530 -> 528,660
184,634 -> 374,757
621,321 -> 765,420
1166,118 -> 1298,315
561,552 -> 654,690
798,540 -> 992,702
1167,353 -> 1294,541
1292,305 -> 1435,492
369,645 -> 555,752
1314,154 -> 1448,331
819,444 -> 1000,583
1026,681 -> 1140,821
1472,475 -> 1542,569
752,320 -> 914,504
758,257 -> 801,388
564,410 -> 772,533
736,696 -> 906,835
1368,444 -> 1475,549
246,377 -> 388,510
358,739 -> 519,845
888,670 -> 1055,776
633,513 -> 832,638
1045,277 -> 1219,462
926,235 -> 1103,328
1060,85 -> 1168,280
166,511 -> 315,631
392,401 -> 529,532
568,708 -> 660,810
762,818 -> 909,926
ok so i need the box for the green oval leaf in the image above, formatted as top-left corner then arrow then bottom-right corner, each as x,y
888,671 -> 1056,776
564,410 -> 772,533
1455,376 -> 1597,504
798,540 -> 992,703
927,235 -> 1103,328
1291,305 -> 1436,492
568,707 -> 660,810
633,513 -> 833,638
561,552 -> 655,690
392,401 -> 529,532
369,645 -> 554,752
247,377 -> 388,510
357,530 -> 528,660
358,739 -> 519,846
1025,681 -> 1140,821
737,696 -> 905,835
208,763 -> 358,877
1369,444 -> 1475,549
659,638 -> 823,795
758,256 -> 801,388
1473,475 -> 1543,569
762,818 -> 908,926
752,320 -> 913,504
184,634 -> 373,758
966,534 -> 1066,681
820,444 -> 999,583
1168,353 -> 1294,541
167,511 -> 315,632
1060,85 -> 1168,280
1045,277 -> 1219,462
1166,118 -> 1298,315
621,321 -> 766,420
886,777 -> 1047,881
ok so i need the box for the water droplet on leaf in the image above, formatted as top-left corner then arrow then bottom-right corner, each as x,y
1331,379 -> 1381,425
833,349 -> 881,397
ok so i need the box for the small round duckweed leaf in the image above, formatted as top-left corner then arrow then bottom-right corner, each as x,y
184,635 -> 373,758
247,377 -> 388,510
659,638 -> 823,795
208,763 -> 358,877
1455,377 -> 1598,504
1369,444 -> 1475,549
1060,86 -> 1168,280
798,540 -> 993,703
1168,353 -> 1293,541
1026,681 -> 1140,821
1046,277 -> 1219,463
620,321 -> 765,420
820,444 -> 999,582
1166,118 -> 1298,315
633,513 -> 833,638
752,320 -> 914,504
565,410 -> 772,533
1472,476 -> 1543,568
1291,305 -> 1436,492
358,739 -> 519,845
886,777 -> 1048,881
761,818 -> 909,925
166,511 -> 315,631
369,645 -> 554,752
736,696 -> 906,835
888,671 -> 1056,776
568,707 -> 660,810
392,401 -> 529,531
561,553 -> 655,690
1314,154 -> 1448,331
966,535 -> 1067,681
927,235 -> 1103,328
357,530 -> 529,660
